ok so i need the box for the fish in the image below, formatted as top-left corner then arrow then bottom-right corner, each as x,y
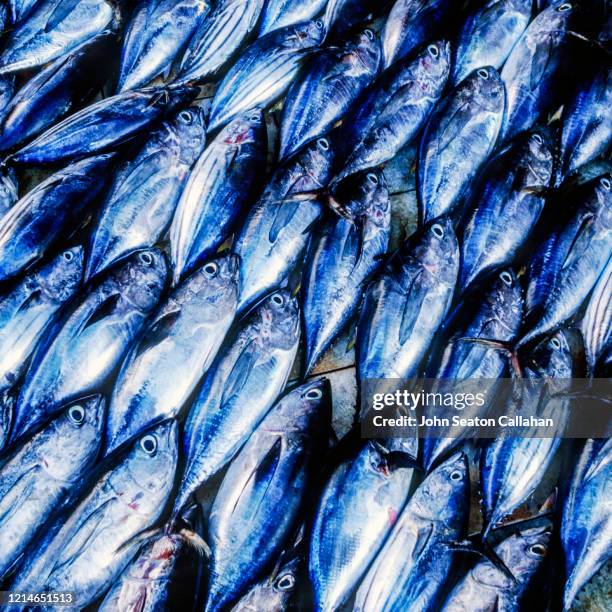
0,247 -> 84,393
105,253 -> 239,454
323,0 -> 381,39
8,0 -> 44,23
176,0 -> 265,84
0,167 -> 18,219
521,173 -> 612,347
452,0 -> 532,85
10,84 -> 197,165
279,26 -> 381,160
561,438 -> 612,609
0,395 -> 104,582
86,106 -> 207,281
173,289 -> 300,517
0,75 -> 15,125
169,109 -> 267,284
382,0 -> 453,69
334,40 -> 450,184
204,378 -> 331,611
0,389 -> 15,452
458,129 -> 554,291
0,153 -> 114,282
309,439 -> 416,611
441,524 -> 551,611
418,66 -> 505,224
354,452 -> 470,612
208,19 -> 326,131
558,64 -> 612,183
500,1 -> 576,143
11,249 -> 168,442
117,0 -> 210,92
259,0 -> 327,36
0,34 -> 115,152
422,268 -> 523,471
302,170 -> 390,374
6,420 -> 179,610
356,218 -> 458,382
0,0 -> 120,75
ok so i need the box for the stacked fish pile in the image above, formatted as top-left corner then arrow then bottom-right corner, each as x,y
0,0 -> 610,610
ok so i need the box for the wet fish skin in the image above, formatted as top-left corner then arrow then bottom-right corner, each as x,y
500,1 -> 576,143
354,452 -> 470,612
452,0 -> 532,85
335,40 -> 450,183
0,247 -> 84,393
0,153 -> 114,282
11,249 -> 168,441
418,66 -> 505,224
0,0 -> 120,75
205,378 -> 331,612
8,0 -> 44,23
169,109 -> 267,284
0,75 -> 15,126
259,0 -> 326,36
0,168 -> 18,221
521,173 -> 612,347
173,290 -> 300,516
323,0 -> 383,39
302,170 -> 390,375
11,84 -> 197,165
0,389 -> 15,452
177,0 -> 265,84
0,34 -> 115,152
86,106 -> 207,281
279,26 -> 381,160
118,0 -> 210,92
0,395 -> 104,582
309,439 -> 416,611
441,524 -> 551,612
459,129 -> 554,291
357,218 -> 459,382
7,420 -> 178,610
105,252 -> 239,454
208,19 -> 326,131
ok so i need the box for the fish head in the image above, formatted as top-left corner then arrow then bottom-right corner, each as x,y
40,395 -> 105,481
294,136 -> 336,188
362,170 -> 391,230
257,290 -> 300,351
593,172 -> 612,214
417,40 -> 451,94
35,246 -> 84,303
220,108 -> 266,146
119,249 -> 168,314
289,19 -> 327,50
409,218 -> 458,287
353,27 -> 382,74
487,268 -> 524,332
465,66 -> 505,113
171,106 -> 208,163
158,83 -> 199,110
527,327 -> 586,378
497,524 -> 551,585
0,166 -> 17,205
539,1 -> 575,30
522,130 -> 554,186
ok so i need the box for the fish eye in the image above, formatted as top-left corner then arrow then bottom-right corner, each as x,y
530,543 -> 547,556
600,177 -> 611,191
477,68 -> 489,80
367,172 -> 379,185
317,137 -> 330,151
68,404 -> 85,425
305,388 -> 323,400
450,469 -> 463,481
276,574 -> 296,591
532,133 -> 543,145
248,110 -> 260,122
315,19 -> 323,29
203,262 -> 219,277
432,223 -> 445,238
551,336 -> 562,350
139,252 -> 154,266
427,44 -> 439,58
63,250 -> 74,262
557,3 -> 572,11
271,293 -> 284,307
500,271 -> 513,286
179,110 -> 193,124
364,29 -> 374,40
140,434 -> 158,455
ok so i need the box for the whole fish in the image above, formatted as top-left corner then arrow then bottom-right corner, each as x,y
11,84 -> 197,165
309,439 -> 416,611
86,106 -> 207,280
169,109 -> 267,284
176,0 -> 265,84
7,420 -> 178,610
0,153 -> 114,282
205,379 -> 331,611
259,0 -> 326,36
208,20 -> 326,131
354,452 -> 470,612
0,247 -> 83,393
382,0 -> 453,69
323,0 -> 381,39
173,290 -> 300,516
335,40 -> 450,183
302,170 -> 390,374
558,65 -> 612,183
0,395 -> 104,581
356,218 -> 458,382
458,130 -> 554,291
521,173 -> 612,347
441,524 -> 551,611
0,0 -> 120,75
418,67 -> 505,224
0,168 -> 18,220
500,1 -> 576,143
279,27 -> 381,160
562,438 -> 612,609
422,269 -> 523,471
118,0 -> 210,92
0,34 -> 115,151
452,0 -> 532,85
581,255 -> 612,372
0,389 -> 15,452
105,253 -> 239,454
11,249 -> 167,441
